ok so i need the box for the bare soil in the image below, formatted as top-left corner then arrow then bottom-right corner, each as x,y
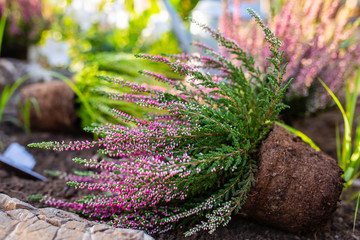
0,108 -> 360,239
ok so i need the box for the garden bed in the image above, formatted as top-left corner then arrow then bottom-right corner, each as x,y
0,107 -> 359,240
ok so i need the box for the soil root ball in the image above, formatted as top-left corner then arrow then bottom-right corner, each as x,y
241,124 -> 344,234
19,81 -> 77,131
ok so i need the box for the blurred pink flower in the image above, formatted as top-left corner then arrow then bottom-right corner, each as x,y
220,0 -> 360,113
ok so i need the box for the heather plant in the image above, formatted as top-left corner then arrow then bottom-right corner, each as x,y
30,10 -> 292,236
220,0 -> 360,118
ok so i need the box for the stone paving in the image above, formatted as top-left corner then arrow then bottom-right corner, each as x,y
0,193 -> 154,240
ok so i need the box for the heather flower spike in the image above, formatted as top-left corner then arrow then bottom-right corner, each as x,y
29,9 -> 292,236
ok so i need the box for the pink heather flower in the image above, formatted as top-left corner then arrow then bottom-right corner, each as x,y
2,0 -> 49,42
220,0 -> 360,113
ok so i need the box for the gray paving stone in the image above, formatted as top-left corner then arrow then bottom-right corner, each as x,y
0,211 -> 20,239
0,193 -> 35,211
6,220 -> 58,240
55,227 -> 85,240
0,193 -> 154,240
7,208 -> 37,222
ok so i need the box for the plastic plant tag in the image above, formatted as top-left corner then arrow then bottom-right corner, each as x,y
3,142 -> 36,169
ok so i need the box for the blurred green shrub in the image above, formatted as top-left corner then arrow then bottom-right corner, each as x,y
74,52 -> 181,128
169,0 -> 200,20
40,0 -> 199,69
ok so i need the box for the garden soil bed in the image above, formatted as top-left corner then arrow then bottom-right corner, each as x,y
1,107 -> 360,240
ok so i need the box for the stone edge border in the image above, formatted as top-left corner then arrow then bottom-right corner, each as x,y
0,193 -> 154,240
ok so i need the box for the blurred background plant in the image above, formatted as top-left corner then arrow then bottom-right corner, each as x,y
35,0 -> 198,127
74,52 -> 181,128
220,0 -> 360,122
0,0 -> 200,131
0,1 -> 39,145
18,97 -> 41,134
0,74 -> 40,139
0,0 -> 51,59
0,76 -> 25,124
319,67 -> 360,189
36,0 -> 199,71
319,67 -> 360,231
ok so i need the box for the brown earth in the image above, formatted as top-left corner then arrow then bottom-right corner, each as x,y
0,108 -> 360,239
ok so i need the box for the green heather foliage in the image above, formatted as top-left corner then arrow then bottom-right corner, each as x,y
30,10 -> 291,236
